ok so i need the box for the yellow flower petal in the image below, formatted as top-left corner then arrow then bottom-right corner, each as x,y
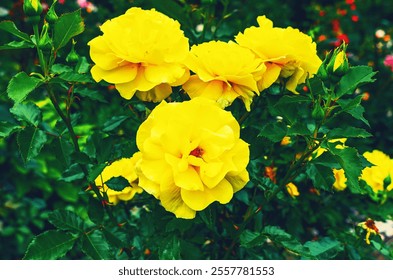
181,178 -> 233,211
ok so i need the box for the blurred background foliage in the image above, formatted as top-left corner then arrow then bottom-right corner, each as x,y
0,0 -> 392,259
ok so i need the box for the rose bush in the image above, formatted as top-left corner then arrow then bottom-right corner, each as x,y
0,0 -> 392,260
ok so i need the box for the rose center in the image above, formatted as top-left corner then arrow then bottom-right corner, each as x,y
189,147 -> 204,158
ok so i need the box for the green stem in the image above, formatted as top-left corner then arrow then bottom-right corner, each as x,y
47,85 -> 80,152
33,25 -> 48,76
47,84 -> 118,226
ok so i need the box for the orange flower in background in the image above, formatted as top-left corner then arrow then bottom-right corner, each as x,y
88,7 -> 190,102
235,15 -> 322,94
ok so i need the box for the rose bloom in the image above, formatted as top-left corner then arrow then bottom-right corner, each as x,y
360,150 -> 393,193
136,97 -> 250,219
182,40 -> 266,111
94,153 -> 143,204
88,7 -> 190,102
332,168 -> 347,191
235,16 -> 322,93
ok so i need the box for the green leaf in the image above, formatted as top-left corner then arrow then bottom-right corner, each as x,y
0,121 -> 21,137
306,163 -> 335,192
274,95 -> 312,105
240,230 -> 267,248
51,137 -> 72,168
60,163 -> 85,182
48,209 -> 86,233
7,72 -> 42,103
53,10 -> 84,50
326,145 -> 363,193
23,230 -> 77,260
287,121 -> 311,136
335,66 -> 377,98
81,231 -> 110,260
10,102 -> 42,126
0,40 -> 34,50
327,127 -> 372,139
74,88 -> 108,103
75,56 -> 90,74
0,21 -> 31,42
58,71 -> 92,83
103,115 -> 129,132
304,237 -> 343,259
87,197 -> 104,225
17,126 -> 48,163
258,121 -> 288,142
262,226 -> 310,256
51,63 -> 73,74
102,228 -> 127,249
159,235 -> 181,260
87,163 -> 107,183
336,95 -> 370,126
105,176 -> 130,192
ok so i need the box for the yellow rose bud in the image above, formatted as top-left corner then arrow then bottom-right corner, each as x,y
326,42 -> 349,79
23,0 -> 43,17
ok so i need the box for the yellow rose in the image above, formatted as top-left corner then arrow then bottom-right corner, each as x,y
360,150 -> 393,193
136,97 -> 250,219
94,152 -> 143,205
235,16 -> 322,93
332,168 -> 347,191
182,40 -> 266,111
88,7 -> 190,102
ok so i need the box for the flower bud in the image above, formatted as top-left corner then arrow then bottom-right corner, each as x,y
46,1 -> 58,24
38,21 -> 52,51
23,0 -> 43,17
66,39 -> 80,64
326,42 -> 349,78
312,103 -> 325,121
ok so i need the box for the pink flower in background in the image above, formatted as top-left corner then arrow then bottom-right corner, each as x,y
76,0 -> 97,12
384,55 -> 393,71
58,0 -> 65,4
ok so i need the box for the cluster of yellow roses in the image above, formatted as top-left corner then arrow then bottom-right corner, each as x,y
88,7 -> 321,111
88,7 -> 322,219
89,7 -> 392,218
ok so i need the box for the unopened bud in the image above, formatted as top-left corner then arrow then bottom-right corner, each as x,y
312,103 -> 325,121
46,0 -> 58,24
66,39 -> 80,64
326,42 -> 349,79
23,0 -> 43,17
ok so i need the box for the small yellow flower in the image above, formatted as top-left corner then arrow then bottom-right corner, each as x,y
182,40 -> 266,111
235,16 -> 322,93
332,168 -> 347,191
360,150 -> 393,193
94,152 -> 143,205
136,97 -> 250,219
280,136 -> 291,146
88,7 -> 190,102
358,218 -> 380,245
286,182 -> 300,198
